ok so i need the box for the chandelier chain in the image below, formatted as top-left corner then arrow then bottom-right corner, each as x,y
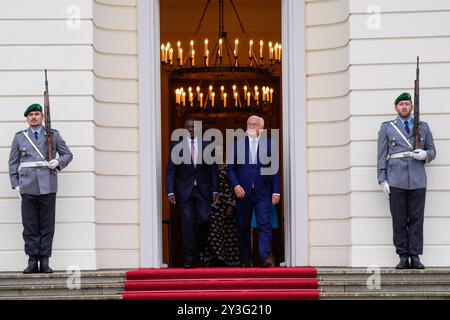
193,0 -> 212,40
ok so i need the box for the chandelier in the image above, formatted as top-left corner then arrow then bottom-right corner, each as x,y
161,0 -> 281,116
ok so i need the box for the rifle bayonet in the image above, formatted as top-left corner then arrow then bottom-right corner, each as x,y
44,69 -> 53,161
414,57 -> 420,149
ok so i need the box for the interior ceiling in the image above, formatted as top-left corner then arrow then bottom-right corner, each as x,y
160,0 -> 281,46
161,0 -> 279,9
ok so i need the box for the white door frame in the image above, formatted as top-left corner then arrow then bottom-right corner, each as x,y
281,0 -> 308,266
137,0 -> 308,268
137,0 -> 163,268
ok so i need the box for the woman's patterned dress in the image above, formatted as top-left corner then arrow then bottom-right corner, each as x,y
204,164 -> 240,266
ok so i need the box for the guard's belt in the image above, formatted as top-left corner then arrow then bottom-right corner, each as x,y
18,161 -> 49,171
387,152 -> 415,160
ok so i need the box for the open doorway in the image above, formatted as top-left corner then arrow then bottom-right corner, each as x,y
159,0 -> 283,267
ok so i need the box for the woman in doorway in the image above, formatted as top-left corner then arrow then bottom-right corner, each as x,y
204,145 -> 240,267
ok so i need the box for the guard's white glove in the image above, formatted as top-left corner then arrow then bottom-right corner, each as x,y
47,159 -> 59,170
15,186 -> 21,198
381,181 -> 390,196
413,149 -> 427,161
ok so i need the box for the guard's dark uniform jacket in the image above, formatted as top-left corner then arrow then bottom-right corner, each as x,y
377,117 -> 436,189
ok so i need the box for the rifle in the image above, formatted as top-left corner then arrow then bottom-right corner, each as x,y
44,69 -> 53,161
413,56 -> 420,149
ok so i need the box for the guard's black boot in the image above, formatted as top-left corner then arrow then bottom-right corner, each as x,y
395,255 -> 410,269
410,255 -> 425,269
39,256 -> 53,273
23,257 -> 39,274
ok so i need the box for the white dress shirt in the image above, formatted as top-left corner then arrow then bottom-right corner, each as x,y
187,136 -> 198,186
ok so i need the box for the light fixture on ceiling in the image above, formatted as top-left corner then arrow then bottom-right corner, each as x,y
161,0 -> 281,115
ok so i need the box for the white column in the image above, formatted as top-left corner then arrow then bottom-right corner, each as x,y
137,0 -> 163,268
282,0 -> 308,266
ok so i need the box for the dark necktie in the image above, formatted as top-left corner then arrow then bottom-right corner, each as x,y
191,140 -> 196,168
34,131 -> 38,140
251,139 -> 257,164
404,120 -> 410,135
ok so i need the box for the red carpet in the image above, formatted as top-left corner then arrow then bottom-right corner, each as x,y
123,267 -> 319,300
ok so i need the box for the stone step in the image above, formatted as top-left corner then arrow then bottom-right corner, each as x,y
0,283 -> 124,297
317,268 -> 450,281
318,268 -> 450,299
319,280 -> 450,292
0,271 -> 127,299
320,291 -> 450,300
0,271 -> 127,286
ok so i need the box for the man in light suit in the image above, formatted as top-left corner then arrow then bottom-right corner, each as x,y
166,119 -> 219,268
377,92 -> 436,269
8,104 -> 73,273
227,115 -> 281,268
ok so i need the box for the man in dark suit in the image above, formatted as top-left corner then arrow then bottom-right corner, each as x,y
166,119 -> 219,268
227,115 -> 281,268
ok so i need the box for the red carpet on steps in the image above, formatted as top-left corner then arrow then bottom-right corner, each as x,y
122,267 -> 319,300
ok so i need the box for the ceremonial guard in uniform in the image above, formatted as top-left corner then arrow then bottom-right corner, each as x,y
377,92 -> 436,269
8,104 -> 73,273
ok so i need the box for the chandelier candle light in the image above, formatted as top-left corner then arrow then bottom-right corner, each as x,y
161,0 -> 280,115
173,84 -> 275,110
161,39 -> 281,67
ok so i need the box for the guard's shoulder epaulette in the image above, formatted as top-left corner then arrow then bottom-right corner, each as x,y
16,130 -> 27,135
419,121 -> 430,129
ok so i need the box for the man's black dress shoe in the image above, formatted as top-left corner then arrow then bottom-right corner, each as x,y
39,257 -> 53,273
23,257 -> 39,274
395,255 -> 410,269
184,262 -> 194,269
410,255 -> 425,269
261,253 -> 275,268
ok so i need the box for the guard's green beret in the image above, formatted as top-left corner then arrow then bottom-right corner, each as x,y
24,103 -> 43,117
394,92 -> 412,105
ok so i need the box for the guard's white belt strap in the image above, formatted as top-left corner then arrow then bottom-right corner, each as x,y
387,152 -> 415,160
22,131 -> 45,159
18,161 -> 49,171
390,122 -> 413,150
